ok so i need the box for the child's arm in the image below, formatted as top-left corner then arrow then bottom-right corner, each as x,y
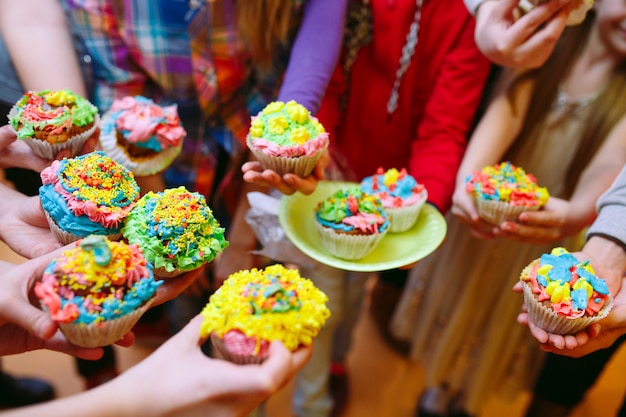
497,114 -> 626,244
451,69 -> 533,235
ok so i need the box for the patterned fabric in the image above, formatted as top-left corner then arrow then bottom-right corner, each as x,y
66,0 -> 301,215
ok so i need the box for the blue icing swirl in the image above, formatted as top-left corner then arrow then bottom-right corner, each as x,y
540,253 -> 578,270
547,266 -> 572,284
570,288 -> 589,311
39,184 -> 119,237
577,267 -> 610,295
360,174 -> 419,200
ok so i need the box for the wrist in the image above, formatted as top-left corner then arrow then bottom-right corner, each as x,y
584,235 -> 626,290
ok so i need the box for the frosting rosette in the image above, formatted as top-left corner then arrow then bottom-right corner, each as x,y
520,247 -> 613,335
246,100 -> 329,177
466,161 -> 549,225
9,89 -> 99,159
39,151 -> 140,244
200,264 -> 330,364
360,167 -> 428,232
99,95 -> 186,176
315,187 -> 389,260
121,186 -> 229,277
34,235 -> 162,347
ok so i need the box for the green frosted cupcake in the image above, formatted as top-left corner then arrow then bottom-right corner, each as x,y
121,186 -> 228,278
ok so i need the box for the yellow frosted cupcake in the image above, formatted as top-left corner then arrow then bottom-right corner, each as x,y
200,264 -> 330,364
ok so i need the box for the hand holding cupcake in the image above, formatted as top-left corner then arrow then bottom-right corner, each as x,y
199,264 -> 330,364
34,235 -> 162,348
466,161 -> 549,225
246,100 -> 329,177
519,247 -> 613,335
9,89 -> 99,159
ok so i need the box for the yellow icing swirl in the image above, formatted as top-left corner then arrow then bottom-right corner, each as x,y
199,264 -> 330,352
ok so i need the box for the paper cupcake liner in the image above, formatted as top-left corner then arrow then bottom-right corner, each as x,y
57,297 -> 155,348
384,194 -> 427,233
10,105 -> 100,160
153,264 -> 203,279
210,333 -> 267,365
44,211 -> 121,245
315,221 -> 388,260
99,121 -> 182,176
473,198 -> 540,225
521,282 -> 613,335
247,136 -> 326,177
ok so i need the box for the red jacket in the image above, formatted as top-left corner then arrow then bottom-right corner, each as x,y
317,0 -> 491,212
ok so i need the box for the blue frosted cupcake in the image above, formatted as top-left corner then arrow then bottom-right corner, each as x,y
361,168 -> 428,232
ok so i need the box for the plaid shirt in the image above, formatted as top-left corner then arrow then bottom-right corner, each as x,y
66,0 -> 302,214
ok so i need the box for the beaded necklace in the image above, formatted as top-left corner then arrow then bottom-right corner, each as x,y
342,0 -> 425,114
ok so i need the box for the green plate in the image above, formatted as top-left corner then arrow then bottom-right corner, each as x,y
278,180 -> 447,272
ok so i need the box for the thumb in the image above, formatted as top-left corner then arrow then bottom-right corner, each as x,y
0,124 -> 17,148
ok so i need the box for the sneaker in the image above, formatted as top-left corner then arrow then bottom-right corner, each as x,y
0,372 -> 55,408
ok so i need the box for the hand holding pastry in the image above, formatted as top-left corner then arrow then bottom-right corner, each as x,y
474,0 -> 570,68
242,148 -> 328,196
0,183 -> 60,258
0,252 -> 106,358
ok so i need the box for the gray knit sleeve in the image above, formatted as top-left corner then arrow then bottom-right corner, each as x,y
587,165 -> 626,249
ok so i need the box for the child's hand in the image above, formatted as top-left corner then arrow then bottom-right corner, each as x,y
494,198 -> 584,244
241,150 -> 328,196
451,186 -> 496,239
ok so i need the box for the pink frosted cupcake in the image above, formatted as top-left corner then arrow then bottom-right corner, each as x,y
466,161 -> 549,225
246,100 -> 329,177
99,96 -> 186,176
520,247 -> 613,335
360,167 -> 428,232
199,264 -> 330,364
34,235 -> 162,348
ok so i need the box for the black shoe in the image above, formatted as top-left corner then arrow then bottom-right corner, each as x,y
329,365 -> 349,417
0,372 -> 55,407
369,278 -> 411,357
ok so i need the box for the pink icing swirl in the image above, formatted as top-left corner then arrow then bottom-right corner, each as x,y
251,132 -> 329,157
342,213 -> 387,234
111,96 -> 186,148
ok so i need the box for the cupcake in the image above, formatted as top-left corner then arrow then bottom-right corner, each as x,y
122,186 -> 229,278
246,100 -> 329,177
315,187 -> 390,260
199,264 -> 330,364
99,96 -> 186,176
34,235 -> 162,348
360,167 -> 428,232
465,161 -> 549,225
39,151 -> 140,245
9,89 -> 99,159
520,247 -> 613,335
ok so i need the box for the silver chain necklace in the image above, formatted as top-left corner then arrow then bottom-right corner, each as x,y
387,0 -> 424,114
